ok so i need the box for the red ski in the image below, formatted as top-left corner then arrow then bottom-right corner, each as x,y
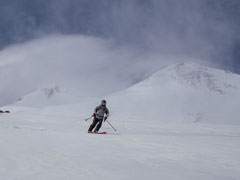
89,131 -> 107,134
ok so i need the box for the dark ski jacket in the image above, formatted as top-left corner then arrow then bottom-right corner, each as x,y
94,105 -> 109,119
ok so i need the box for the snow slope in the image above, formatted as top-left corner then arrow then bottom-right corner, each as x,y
15,86 -> 85,108
0,63 -> 240,180
109,62 -> 240,124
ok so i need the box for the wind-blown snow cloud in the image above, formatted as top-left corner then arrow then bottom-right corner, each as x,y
0,35 -> 123,105
0,35 -> 180,106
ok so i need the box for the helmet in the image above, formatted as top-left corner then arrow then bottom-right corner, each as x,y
101,100 -> 106,103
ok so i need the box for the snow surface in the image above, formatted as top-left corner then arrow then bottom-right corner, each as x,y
1,63 -> 240,180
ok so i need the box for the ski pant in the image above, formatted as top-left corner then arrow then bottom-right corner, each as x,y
88,117 -> 103,132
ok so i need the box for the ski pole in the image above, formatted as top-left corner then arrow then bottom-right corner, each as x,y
85,116 -> 93,121
106,120 -> 117,131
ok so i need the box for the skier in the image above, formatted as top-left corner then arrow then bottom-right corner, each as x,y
88,100 -> 109,133
0,110 -> 10,113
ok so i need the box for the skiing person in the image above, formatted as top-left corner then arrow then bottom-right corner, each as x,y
0,110 -> 10,113
88,100 -> 109,133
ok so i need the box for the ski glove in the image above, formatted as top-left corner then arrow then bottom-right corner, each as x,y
92,113 -> 96,117
104,117 -> 107,121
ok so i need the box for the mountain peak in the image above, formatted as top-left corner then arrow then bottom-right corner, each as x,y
163,62 -> 239,94
108,62 -> 240,124
42,86 -> 62,99
15,85 -> 81,108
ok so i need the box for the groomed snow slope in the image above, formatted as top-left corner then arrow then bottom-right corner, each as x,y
0,63 -> 240,180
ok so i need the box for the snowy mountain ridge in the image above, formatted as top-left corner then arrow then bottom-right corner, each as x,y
108,62 -> 240,124
167,63 -> 239,94
126,62 -> 240,93
15,86 -> 83,108
7,62 -> 240,124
